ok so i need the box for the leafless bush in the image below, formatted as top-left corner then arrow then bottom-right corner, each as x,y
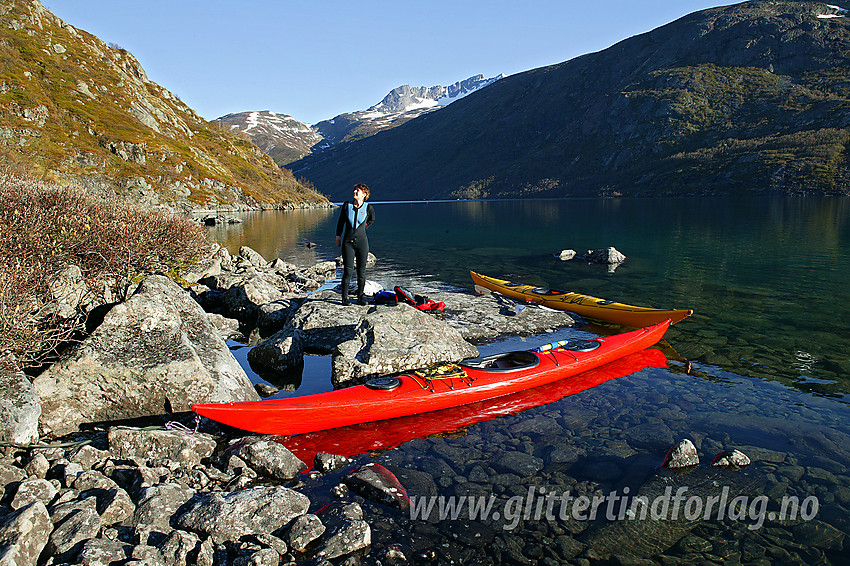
0,169 -> 210,369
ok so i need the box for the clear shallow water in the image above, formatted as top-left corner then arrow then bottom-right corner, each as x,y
211,198 -> 850,564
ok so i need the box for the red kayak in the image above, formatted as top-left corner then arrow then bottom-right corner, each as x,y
193,320 -> 670,435
281,348 -> 669,467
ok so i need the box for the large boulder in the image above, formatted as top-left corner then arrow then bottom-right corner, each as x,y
0,355 -> 41,445
178,245 -> 227,284
331,304 -> 479,386
221,270 -> 290,322
33,275 -> 259,437
175,486 -> 310,544
0,501 -> 52,564
107,427 -> 218,468
238,246 -> 268,269
287,294 -> 371,354
432,291 -> 577,342
198,253 -> 290,322
247,327 -> 305,374
200,260 -> 334,323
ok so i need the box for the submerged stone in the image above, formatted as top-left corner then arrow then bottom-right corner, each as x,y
580,467 -> 766,559
343,463 -> 411,510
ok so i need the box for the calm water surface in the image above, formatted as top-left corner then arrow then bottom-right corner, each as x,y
210,198 -> 850,564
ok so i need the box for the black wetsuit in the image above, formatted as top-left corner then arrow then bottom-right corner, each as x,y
336,200 -> 375,302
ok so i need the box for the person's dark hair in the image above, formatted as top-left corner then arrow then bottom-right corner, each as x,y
354,183 -> 370,199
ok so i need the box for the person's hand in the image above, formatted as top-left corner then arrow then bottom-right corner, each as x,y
335,236 -> 341,247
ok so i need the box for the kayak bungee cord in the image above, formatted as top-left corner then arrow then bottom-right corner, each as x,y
164,414 -> 201,433
412,364 -> 471,392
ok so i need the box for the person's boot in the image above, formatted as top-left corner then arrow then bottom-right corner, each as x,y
341,274 -> 351,305
356,279 -> 367,305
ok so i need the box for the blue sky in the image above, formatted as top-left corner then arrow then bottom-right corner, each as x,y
46,1 -> 730,125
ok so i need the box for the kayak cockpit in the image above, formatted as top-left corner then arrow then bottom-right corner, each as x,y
530,287 -> 567,296
460,351 -> 540,371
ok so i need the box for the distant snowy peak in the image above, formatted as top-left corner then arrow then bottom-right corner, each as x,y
369,74 -> 505,114
315,73 -> 503,145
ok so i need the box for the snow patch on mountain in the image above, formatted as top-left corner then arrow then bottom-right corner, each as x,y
817,4 -> 847,17
235,110 -> 316,136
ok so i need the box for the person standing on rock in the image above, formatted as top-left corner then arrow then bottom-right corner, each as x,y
336,184 -> 375,306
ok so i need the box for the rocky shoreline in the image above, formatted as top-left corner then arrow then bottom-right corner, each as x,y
0,245 -> 580,564
0,420 -> 422,565
189,202 -> 337,227
10,245 -> 578,440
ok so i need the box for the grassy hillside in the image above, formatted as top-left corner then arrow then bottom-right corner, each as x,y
0,0 -> 329,209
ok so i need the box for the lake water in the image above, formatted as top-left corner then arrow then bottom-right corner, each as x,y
209,198 -> 850,564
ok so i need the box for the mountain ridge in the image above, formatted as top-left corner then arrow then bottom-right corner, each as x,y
219,74 -> 502,166
289,0 -> 850,201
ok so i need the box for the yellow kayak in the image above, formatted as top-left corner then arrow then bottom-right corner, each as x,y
470,271 -> 693,327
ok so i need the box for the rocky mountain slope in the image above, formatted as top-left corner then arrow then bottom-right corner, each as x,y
222,75 -> 502,166
289,1 -> 850,201
214,110 -> 322,168
0,0 -> 329,210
